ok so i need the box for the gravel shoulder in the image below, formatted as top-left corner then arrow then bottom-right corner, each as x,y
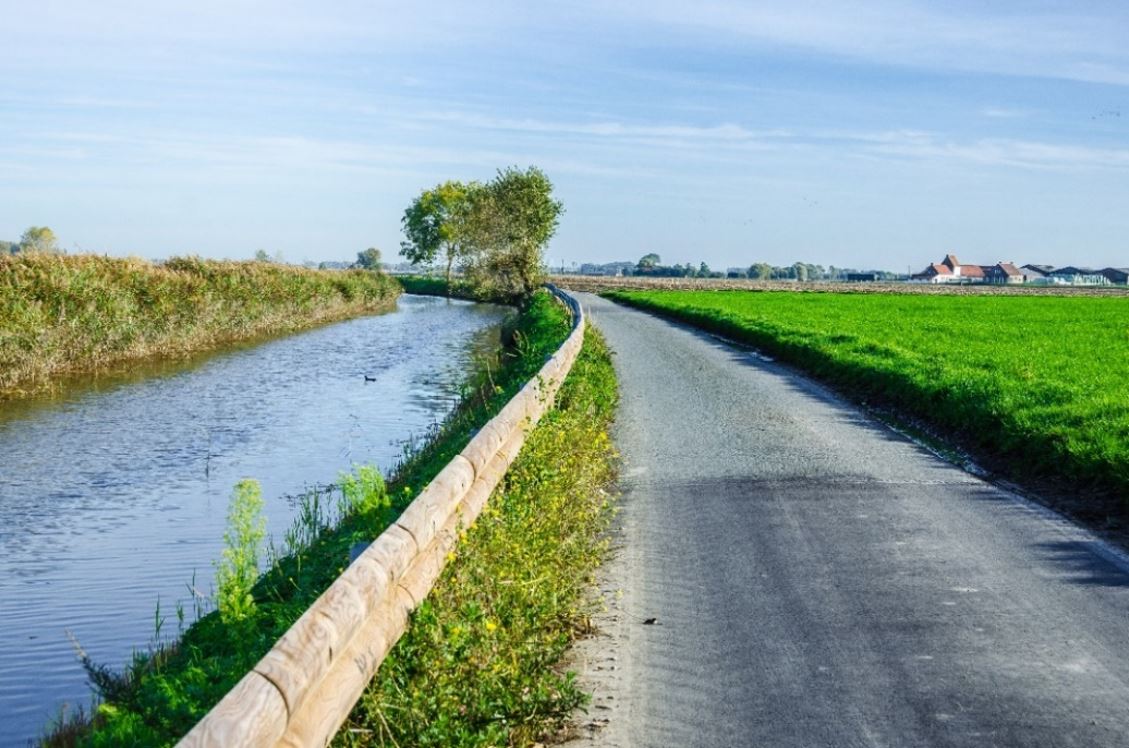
565,292 -> 1129,748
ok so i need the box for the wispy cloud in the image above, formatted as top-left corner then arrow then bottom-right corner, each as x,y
981,107 -> 1031,119
621,0 -> 1129,86
416,111 -> 791,142
853,130 -> 1129,170
409,111 -> 1129,173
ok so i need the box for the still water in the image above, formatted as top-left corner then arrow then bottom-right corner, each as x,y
0,295 -> 506,745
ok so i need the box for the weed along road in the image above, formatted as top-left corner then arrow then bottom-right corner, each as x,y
573,293 -> 1129,748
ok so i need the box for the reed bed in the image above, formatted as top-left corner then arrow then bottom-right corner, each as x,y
0,253 -> 400,399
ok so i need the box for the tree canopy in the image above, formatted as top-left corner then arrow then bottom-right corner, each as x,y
402,167 -> 563,299
400,180 -> 477,289
18,226 -> 60,254
461,166 -> 563,298
355,247 -> 382,270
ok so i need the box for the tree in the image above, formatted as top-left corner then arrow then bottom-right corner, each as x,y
254,249 -> 271,262
356,247 -> 382,270
461,166 -> 563,298
19,226 -> 60,254
637,253 -> 661,271
748,262 -> 772,279
0,240 -> 16,255
401,180 -> 477,291
699,261 -> 711,277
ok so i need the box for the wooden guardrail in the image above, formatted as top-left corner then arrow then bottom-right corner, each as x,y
179,287 -> 584,747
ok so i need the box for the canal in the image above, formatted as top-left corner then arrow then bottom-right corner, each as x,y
0,294 -> 507,745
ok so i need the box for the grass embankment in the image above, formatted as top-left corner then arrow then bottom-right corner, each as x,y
339,317 -> 618,746
607,290 -> 1128,503
48,290 -> 618,747
0,253 -> 401,399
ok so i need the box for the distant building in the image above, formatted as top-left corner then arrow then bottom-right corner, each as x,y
960,264 -> 986,282
1048,267 -> 1110,286
1019,264 -> 1053,282
846,272 -> 878,282
912,254 -> 986,283
1100,267 -> 1129,285
912,260 -> 957,283
984,262 -> 1024,284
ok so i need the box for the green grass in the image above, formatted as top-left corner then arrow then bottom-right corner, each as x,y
338,324 -> 618,747
0,253 -> 401,399
43,289 -> 608,747
397,275 -> 499,302
606,289 -> 1129,499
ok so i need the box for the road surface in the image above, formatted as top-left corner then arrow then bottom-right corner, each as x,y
567,293 -> 1129,748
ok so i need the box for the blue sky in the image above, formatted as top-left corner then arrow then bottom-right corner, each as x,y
2,1 -> 1127,271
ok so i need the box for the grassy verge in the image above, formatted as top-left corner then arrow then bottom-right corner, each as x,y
606,289 -> 1128,504
44,289 -> 606,746
0,253 -> 401,399
338,323 -> 618,746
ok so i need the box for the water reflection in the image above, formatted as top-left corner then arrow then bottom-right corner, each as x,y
0,294 -> 506,745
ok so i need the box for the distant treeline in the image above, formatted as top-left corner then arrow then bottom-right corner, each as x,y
579,254 -> 900,281
0,253 -> 400,399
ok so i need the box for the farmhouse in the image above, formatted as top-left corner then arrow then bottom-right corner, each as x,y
960,264 -> 986,282
912,254 -> 987,283
984,262 -> 1024,284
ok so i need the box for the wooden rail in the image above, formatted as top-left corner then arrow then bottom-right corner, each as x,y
179,287 -> 585,747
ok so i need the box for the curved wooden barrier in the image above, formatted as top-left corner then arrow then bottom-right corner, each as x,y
179,286 -> 585,748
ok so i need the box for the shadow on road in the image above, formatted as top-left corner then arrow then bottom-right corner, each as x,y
1034,540 -> 1129,588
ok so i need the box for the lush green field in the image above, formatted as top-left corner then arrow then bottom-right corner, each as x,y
48,290 -> 618,747
0,253 -> 401,399
606,289 -> 1129,500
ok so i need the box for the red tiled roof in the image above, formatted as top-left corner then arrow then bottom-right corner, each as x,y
997,263 -> 1023,276
961,265 -> 985,278
918,263 -> 952,276
943,254 -> 960,270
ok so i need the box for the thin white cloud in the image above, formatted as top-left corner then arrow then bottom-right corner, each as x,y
981,107 -> 1031,119
417,111 -> 791,142
856,131 -> 1129,170
404,112 -> 1129,172
613,0 -> 1129,86
9,1 -> 1126,87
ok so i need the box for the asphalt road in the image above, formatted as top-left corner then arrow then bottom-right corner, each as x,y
569,293 -> 1129,748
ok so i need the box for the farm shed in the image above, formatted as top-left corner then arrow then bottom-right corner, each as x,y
1049,267 -> 1110,285
1021,264 -> 1053,281
1100,267 -> 1129,284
